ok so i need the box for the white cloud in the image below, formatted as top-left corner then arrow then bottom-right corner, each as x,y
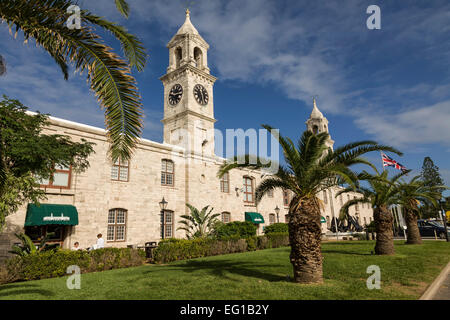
354,100 -> 450,148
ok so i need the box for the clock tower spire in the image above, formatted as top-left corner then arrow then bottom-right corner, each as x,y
160,10 -> 217,157
306,98 -> 335,150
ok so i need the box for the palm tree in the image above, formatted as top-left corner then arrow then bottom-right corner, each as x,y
395,176 -> 445,244
178,204 -> 221,239
0,0 -> 147,162
218,127 -> 401,284
337,169 -> 409,255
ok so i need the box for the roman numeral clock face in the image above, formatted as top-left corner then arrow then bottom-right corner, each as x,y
193,84 -> 209,106
168,84 -> 183,106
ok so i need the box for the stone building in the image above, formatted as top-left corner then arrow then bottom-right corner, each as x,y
0,11 -> 373,259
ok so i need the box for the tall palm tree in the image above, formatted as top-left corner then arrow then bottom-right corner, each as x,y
0,0 -> 147,162
178,204 -> 221,239
218,126 -> 401,284
395,176 -> 445,244
338,169 -> 409,255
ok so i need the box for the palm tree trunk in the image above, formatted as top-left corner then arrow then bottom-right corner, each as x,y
404,209 -> 422,244
288,200 -> 323,284
374,206 -> 395,255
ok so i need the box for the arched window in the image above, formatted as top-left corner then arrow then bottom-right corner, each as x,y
107,209 -> 127,242
326,215 -> 330,228
221,212 -> 231,223
220,172 -> 230,193
313,125 -> 319,134
243,176 -> 254,203
194,47 -> 203,68
269,214 -> 276,225
175,47 -> 182,68
161,159 -> 174,186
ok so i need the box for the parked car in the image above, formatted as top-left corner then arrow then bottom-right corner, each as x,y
417,219 -> 450,239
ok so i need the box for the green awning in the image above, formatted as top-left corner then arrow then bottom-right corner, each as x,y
245,212 -> 265,224
321,216 -> 327,224
25,204 -> 79,226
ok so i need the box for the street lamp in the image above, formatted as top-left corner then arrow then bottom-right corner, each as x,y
275,205 -> 280,223
438,199 -> 449,242
159,197 -> 168,239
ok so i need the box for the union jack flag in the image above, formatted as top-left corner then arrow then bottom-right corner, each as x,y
381,152 -> 408,172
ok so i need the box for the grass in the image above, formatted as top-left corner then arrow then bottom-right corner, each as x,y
0,240 -> 449,300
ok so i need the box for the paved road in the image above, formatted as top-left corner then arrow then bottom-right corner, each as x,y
432,273 -> 450,300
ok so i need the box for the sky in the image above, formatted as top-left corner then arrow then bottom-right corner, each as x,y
0,0 -> 449,196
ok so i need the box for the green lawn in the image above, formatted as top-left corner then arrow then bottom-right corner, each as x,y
1,240 -> 449,300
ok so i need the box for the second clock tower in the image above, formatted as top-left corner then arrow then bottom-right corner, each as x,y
160,10 -> 217,157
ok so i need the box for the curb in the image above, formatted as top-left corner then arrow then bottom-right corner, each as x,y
419,261 -> 450,300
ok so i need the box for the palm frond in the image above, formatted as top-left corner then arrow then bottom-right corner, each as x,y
114,0 -> 130,18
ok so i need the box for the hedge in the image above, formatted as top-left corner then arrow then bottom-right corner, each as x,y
214,221 -> 257,239
153,233 -> 289,264
263,223 -> 288,234
0,247 -> 145,284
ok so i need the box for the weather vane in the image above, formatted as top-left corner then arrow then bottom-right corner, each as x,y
182,0 -> 196,13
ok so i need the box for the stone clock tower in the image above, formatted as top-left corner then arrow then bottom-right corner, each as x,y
160,10 -> 217,157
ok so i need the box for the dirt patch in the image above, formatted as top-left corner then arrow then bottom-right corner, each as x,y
388,281 -> 429,298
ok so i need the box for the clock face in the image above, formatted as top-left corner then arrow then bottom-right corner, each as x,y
168,84 -> 183,106
193,84 -> 209,106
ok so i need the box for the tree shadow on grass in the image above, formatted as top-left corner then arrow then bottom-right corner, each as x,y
145,259 -> 289,283
0,283 -> 54,298
322,249 -> 372,256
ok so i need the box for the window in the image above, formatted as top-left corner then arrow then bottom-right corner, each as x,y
326,216 -> 331,228
161,159 -> 174,186
323,191 -> 328,204
221,212 -> 231,223
269,214 -> 276,225
175,47 -> 182,68
267,189 -> 274,197
354,196 -> 359,211
283,190 -> 290,207
38,164 -> 71,189
194,47 -> 203,68
220,172 -> 230,193
111,159 -> 129,181
162,210 -> 174,239
313,125 -> 319,134
364,217 -> 367,225
107,209 -> 127,242
285,214 -> 290,223
243,176 -> 254,203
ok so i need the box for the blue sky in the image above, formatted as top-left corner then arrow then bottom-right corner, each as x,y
1,0 -> 449,195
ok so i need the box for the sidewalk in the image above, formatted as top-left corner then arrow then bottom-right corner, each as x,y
420,261 -> 450,300
432,273 -> 450,300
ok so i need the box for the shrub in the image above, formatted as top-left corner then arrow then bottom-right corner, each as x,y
214,221 -> 257,239
1,247 -> 145,283
263,223 -> 288,234
266,232 -> 290,248
153,233 -> 290,264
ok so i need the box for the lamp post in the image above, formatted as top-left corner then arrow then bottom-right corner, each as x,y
159,197 -> 168,239
438,199 -> 449,242
275,205 -> 280,223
